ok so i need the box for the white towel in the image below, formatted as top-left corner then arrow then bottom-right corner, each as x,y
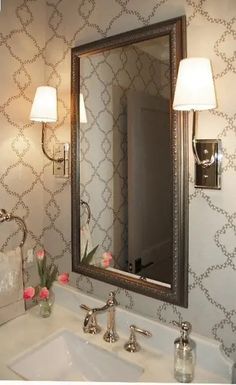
0,247 -> 25,324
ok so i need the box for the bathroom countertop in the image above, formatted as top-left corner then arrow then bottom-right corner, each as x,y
0,301 -> 232,383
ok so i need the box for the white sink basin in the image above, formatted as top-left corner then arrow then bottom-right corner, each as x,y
8,329 -> 143,381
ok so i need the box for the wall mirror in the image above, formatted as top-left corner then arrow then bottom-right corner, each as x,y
71,16 -> 188,307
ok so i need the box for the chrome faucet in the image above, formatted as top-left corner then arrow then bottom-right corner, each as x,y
81,291 -> 119,343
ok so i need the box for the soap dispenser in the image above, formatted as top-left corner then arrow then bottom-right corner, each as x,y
174,321 -> 195,383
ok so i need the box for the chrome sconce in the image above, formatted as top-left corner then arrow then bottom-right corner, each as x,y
30,86 -> 87,177
173,58 -> 222,189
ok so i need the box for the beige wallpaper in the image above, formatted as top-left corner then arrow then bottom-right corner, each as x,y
0,0 -> 46,286
0,0 -> 235,362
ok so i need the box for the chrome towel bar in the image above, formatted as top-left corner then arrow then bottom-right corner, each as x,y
80,199 -> 91,225
0,209 -> 27,247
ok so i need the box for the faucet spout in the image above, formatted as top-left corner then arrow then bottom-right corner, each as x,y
103,291 -> 119,343
81,292 -> 119,342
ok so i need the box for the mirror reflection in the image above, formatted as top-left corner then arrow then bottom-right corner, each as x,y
79,35 -> 173,287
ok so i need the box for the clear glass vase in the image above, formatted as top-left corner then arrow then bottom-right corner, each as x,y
38,288 -> 55,318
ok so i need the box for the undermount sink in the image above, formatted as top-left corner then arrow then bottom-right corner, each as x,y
8,329 -> 143,381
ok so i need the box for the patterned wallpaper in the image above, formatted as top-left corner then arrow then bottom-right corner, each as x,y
0,0 -> 235,362
0,0 -> 46,286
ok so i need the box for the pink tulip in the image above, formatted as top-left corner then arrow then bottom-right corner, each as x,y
101,259 -> 111,268
39,287 -> 49,300
23,286 -> 35,300
36,249 -> 45,260
58,272 -> 69,284
102,252 -> 113,261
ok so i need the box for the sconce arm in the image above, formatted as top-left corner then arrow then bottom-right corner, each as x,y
191,110 -> 215,169
41,122 -> 64,163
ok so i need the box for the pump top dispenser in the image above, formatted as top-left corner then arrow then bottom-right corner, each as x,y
174,321 -> 195,383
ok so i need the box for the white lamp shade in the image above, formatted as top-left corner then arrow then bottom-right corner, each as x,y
80,93 -> 87,123
30,86 -> 57,122
173,58 -> 217,111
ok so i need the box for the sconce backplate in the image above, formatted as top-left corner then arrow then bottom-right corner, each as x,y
53,143 -> 70,178
194,139 -> 222,189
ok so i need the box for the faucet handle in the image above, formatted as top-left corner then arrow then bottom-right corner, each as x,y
80,304 -> 91,312
124,324 -> 152,353
80,304 -> 102,335
107,291 -> 118,306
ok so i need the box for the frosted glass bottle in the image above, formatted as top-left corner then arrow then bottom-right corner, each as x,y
174,321 -> 195,383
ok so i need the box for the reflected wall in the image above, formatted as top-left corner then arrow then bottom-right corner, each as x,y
79,36 -> 172,283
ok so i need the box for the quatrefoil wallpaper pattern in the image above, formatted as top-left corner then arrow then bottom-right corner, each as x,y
0,0 -> 235,361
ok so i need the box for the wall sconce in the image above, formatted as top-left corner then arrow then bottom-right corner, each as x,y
173,58 -> 222,189
30,86 -> 87,177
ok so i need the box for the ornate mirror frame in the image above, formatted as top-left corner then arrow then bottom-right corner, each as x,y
71,15 -> 188,307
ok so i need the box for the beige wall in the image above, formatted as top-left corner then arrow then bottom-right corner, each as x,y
0,0 -> 47,285
0,0 -> 235,361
